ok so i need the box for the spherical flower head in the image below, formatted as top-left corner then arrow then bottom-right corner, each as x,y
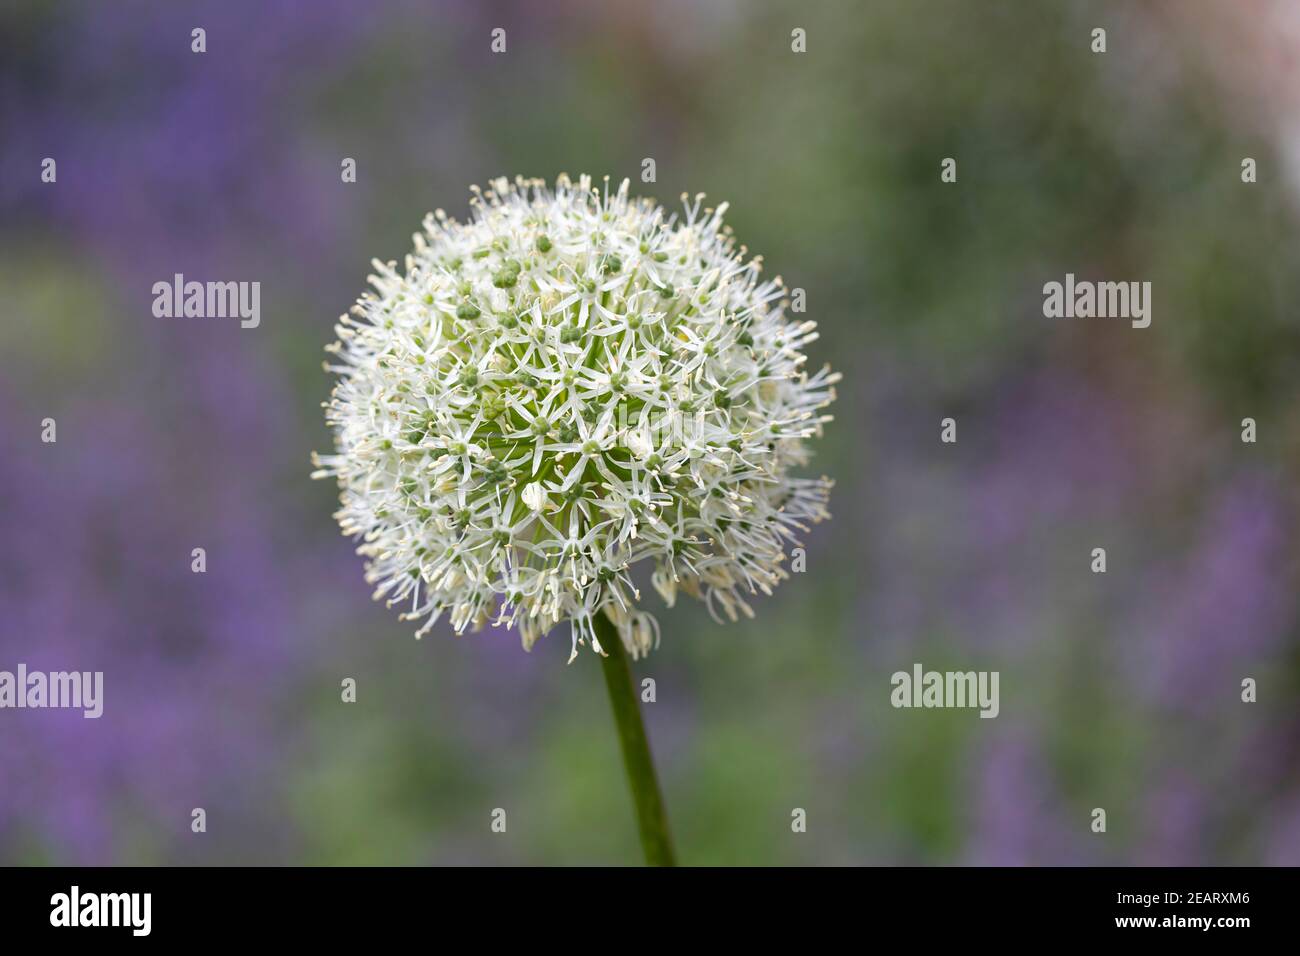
313,175 -> 839,661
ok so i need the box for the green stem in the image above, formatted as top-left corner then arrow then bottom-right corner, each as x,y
594,613 -> 677,866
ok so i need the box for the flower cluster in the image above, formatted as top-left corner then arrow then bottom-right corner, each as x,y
314,175 -> 838,660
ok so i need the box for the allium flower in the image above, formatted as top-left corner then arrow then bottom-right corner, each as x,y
314,175 -> 838,662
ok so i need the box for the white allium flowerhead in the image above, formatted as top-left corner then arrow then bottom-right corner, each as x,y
313,175 -> 839,662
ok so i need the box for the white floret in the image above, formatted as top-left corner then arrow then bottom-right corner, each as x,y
313,174 -> 839,660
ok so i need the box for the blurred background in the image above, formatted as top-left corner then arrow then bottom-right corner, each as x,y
2,0 -> 1299,865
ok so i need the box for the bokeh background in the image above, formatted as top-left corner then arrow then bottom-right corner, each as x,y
2,0 -> 1299,865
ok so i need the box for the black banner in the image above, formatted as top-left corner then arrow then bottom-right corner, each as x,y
0,866 -> 1282,941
